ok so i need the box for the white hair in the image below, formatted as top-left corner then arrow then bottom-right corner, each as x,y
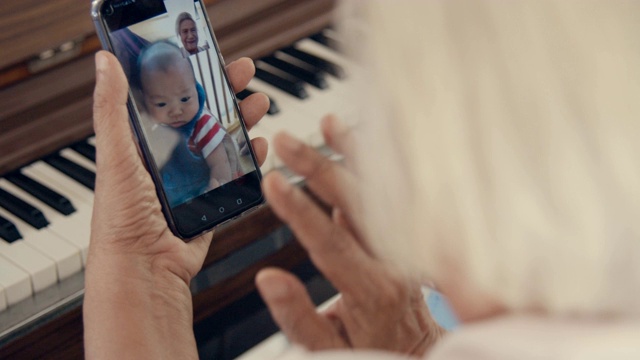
342,0 -> 640,317
175,12 -> 195,38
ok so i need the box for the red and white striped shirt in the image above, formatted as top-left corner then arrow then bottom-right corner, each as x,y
187,108 -> 226,159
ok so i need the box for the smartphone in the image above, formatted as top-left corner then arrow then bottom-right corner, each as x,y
91,0 -> 264,239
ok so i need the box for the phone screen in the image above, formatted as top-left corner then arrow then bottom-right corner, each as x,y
95,0 -> 263,238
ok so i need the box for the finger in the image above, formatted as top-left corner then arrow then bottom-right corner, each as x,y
272,132 -> 359,223
239,93 -> 270,131
93,52 -> 138,172
321,114 -> 357,162
321,115 -> 358,172
263,172 -> 376,295
273,130 -> 368,245
226,57 -> 255,93
93,52 -> 154,194
256,268 -> 346,350
332,207 -> 373,257
321,115 -> 367,239
250,137 -> 268,167
92,52 -> 164,241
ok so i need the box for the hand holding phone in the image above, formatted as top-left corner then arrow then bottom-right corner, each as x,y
86,50 -> 269,359
92,0 -> 265,239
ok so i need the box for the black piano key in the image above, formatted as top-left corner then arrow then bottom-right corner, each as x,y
310,32 -> 341,53
254,68 -> 309,100
237,89 -> 280,115
0,188 -> 49,230
236,89 -> 252,100
281,46 -> 346,79
267,97 -> 281,115
71,141 -> 97,163
261,56 -> 328,89
6,172 -> 76,216
0,214 -> 22,243
44,154 -> 96,190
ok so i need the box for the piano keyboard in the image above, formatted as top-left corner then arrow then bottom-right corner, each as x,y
246,37 -> 360,174
0,29 -> 359,339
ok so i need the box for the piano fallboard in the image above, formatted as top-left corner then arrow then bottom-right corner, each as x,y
0,0 -> 337,176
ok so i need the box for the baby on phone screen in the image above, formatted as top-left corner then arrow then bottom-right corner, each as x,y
138,41 -> 240,191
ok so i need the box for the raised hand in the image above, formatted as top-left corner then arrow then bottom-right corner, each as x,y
257,115 -> 445,356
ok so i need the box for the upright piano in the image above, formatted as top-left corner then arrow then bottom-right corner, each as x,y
0,0 -> 360,357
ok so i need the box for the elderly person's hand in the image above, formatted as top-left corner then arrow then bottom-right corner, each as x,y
257,116 -> 445,357
84,51 -> 269,359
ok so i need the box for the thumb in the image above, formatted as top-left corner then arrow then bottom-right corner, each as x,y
93,51 -> 142,180
91,51 -> 162,241
256,268 -> 347,350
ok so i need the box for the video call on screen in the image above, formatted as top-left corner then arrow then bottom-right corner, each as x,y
103,0 -> 258,210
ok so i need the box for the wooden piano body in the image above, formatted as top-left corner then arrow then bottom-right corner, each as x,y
0,0 -> 343,357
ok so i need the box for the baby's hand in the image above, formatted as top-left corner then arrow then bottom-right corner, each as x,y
208,178 -> 221,190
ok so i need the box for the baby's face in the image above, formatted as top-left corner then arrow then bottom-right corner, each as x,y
142,63 -> 199,128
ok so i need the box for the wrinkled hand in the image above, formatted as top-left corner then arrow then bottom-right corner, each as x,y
257,116 -> 445,356
84,51 -> 269,359
89,50 -> 269,281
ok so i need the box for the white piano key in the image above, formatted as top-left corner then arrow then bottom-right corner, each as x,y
307,130 -> 325,148
248,78 -> 319,142
237,294 -> 339,360
24,161 -> 95,206
60,148 -> 97,172
0,235 -> 57,293
24,165 -> 93,207
0,179 -> 86,270
248,117 -> 278,141
294,39 -> 362,126
247,37 -> 363,182
248,77 -> 308,122
295,38 -> 358,73
247,66 -> 361,177
23,162 -> 95,218
260,39 -> 362,140
247,78 -> 314,165
297,76 -> 359,130
0,256 -> 31,306
20,167 -> 93,265
237,332 -> 289,360
0,284 -> 6,311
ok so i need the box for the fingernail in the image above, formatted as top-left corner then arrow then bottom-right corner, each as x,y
257,271 -> 289,300
334,117 -> 348,134
271,172 -> 293,195
95,52 -> 109,76
244,57 -> 256,70
323,114 -> 347,134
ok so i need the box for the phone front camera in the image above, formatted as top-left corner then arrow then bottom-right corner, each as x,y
104,5 -> 115,16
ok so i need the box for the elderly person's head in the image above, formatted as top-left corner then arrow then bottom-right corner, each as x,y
175,12 -> 199,55
350,0 -> 640,322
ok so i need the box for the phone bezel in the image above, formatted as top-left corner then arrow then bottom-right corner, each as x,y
91,0 -> 265,240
